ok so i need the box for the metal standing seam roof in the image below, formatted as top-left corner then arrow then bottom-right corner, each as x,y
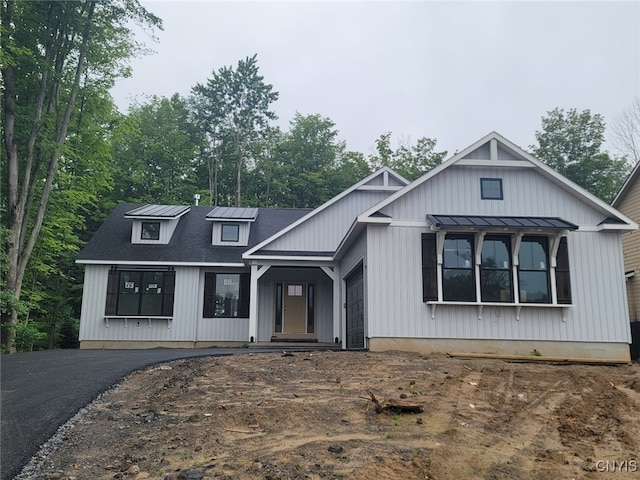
206,206 -> 259,221
125,204 -> 191,218
426,214 -> 579,230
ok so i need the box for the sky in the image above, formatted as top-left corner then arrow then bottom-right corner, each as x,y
110,0 -> 640,159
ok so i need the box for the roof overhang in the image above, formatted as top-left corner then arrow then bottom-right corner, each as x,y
426,214 -> 579,232
245,250 -> 334,262
75,260 -> 246,267
206,206 -> 258,222
124,204 -> 191,219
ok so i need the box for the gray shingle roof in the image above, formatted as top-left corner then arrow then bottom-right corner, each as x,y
77,204 -> 311,264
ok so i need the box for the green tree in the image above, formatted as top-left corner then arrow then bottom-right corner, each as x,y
245,126 -> 285,207
327,150 -> 373,196
369,133 -> 447,180
276,113 -> 342,207
532,108 -> 630,202
110,94 -> 199,204
247,115 -> 373,208
2,0 -> 161,352
192,55 -> 278,206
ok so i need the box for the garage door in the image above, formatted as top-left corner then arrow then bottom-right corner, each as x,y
345,265 -> 364,349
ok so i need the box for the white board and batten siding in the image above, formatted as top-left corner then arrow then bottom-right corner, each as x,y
364,163 -> 631,345
380,166 -> 604,225
366,226 -> 630,344
196,268 -> 250,342
130,217 -> 180,244
79,266 -> 251,343
340,230 -> 367,279
265,190 -> 390,252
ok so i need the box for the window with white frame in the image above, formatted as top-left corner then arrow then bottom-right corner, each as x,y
221,223 -> 240,242
141,221 -> 160,240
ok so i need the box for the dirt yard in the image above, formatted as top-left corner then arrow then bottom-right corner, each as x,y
30,351 -> 639,480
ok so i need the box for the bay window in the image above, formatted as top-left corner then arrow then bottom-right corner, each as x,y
421,229 -> 572,306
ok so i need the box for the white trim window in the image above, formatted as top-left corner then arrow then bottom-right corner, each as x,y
221,223 -> 240,242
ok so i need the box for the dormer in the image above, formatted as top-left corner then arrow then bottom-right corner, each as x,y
206,206 -> 258,247
125,204 -> 190,244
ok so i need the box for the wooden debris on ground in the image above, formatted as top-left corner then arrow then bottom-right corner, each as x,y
368,390 -> 424,414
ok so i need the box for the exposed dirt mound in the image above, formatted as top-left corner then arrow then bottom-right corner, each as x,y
28,351 -> 640,479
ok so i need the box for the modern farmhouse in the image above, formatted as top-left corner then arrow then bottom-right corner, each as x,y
77,132 -> 636,361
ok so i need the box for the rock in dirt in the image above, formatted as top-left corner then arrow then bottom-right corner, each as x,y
328,444 -> 344,453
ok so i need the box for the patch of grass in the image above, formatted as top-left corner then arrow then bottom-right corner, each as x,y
531,349 -> 542,357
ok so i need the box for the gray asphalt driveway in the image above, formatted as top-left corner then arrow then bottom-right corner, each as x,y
1,348 -> 249,480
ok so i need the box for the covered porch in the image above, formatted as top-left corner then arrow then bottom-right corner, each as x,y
248,263 -> 342,345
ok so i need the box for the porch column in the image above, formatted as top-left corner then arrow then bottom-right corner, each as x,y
249,264 -> 259,342
320,266 -> 340,345
333,268 -> 341,345
249,264 -> 271,342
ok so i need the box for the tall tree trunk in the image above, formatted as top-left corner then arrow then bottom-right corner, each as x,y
2,0 -> 96,353
235,139 -> 243,207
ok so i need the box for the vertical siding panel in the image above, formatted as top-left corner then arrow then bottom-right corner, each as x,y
79,265 -> 109,341
383,168 -> 603,225
364,224 -> 629,345
268,191 -> 390,252
257,278 -> 274,342
172,267 -> 199,341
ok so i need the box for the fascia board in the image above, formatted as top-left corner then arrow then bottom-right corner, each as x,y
596,223 -> 638,232
243,255 -> 334,262
334,219 -> 364,261
205,217 -> 257,223
75,260 -> 246,267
